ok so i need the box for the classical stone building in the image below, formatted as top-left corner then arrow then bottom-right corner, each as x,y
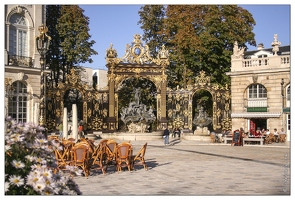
4,5 -> 47,124
226,35 -> 290,141
4,4 -> 107,126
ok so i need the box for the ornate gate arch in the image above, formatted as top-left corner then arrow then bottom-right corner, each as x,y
46,36 -> 231,134
46,69 -> 109,132
166,70 -> 231,133
105,34 -> 170,132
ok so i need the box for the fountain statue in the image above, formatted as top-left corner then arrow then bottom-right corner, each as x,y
193,105 -> 212,135
121,88 -> 156,133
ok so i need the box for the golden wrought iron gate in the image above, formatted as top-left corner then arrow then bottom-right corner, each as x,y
105,34 -> 170,132
166,70 -> 231,133
46,69 -> 109,133
46,35 -> 231,134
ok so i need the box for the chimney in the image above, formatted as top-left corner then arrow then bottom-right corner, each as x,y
257,43 -> 264,50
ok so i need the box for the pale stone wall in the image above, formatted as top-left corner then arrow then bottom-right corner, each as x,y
5,5 -> 46,124
228,37 -> 290,140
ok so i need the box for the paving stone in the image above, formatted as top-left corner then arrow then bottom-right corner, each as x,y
72,138 -> 290,196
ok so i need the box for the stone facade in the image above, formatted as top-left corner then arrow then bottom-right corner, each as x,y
4,5 -> 46,124
226,35 -> 290,141
4,5 -> 108,126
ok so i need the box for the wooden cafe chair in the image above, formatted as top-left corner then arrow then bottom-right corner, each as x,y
210,134 -> 217,143
105,139 -> 118,170
72,143 -> 91,177
132,142 -> 148,171
279,134 -> 286,143
91,142 -> 107,175
116,142 -> 132,172
265,133 -> 274,144
53,140 -> 72,173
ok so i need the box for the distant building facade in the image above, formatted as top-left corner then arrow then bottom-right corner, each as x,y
227,34 -> 290,141
92,68 -> 108,90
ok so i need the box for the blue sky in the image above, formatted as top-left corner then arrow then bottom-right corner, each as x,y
79,4 -> 291,70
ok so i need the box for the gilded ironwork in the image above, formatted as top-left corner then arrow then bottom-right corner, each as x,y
105,34 -> 170,132
46,68 -> 108,132
167,71 -> 231,132
44,37 -> 230,134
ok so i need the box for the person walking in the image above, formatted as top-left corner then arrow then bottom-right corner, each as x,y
163,125 -> 170,145
173,126 -> 180,138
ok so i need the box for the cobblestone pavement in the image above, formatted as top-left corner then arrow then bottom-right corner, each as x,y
72,138 -> 291,196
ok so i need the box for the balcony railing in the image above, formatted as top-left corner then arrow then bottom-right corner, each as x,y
243,58 -> 269,67
245,98 -> 267,107
241,55 -> 290,68
281,56 -> 290,66
8,55 -> 33,68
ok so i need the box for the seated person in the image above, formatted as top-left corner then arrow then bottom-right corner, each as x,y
221,129 -> 226,137
280,128 -> 285,135
226,129 -> 232,137
254,129 -> 262,137
265,129 -> 270,136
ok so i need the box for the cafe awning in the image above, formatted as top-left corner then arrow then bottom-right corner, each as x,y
231,112 -> 281,118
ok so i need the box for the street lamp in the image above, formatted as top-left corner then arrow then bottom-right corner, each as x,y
5,78 -> 14,116
36,24 -> 51,133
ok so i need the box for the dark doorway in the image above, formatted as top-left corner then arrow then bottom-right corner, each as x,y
249,118 -> 267,134
192,89 -> 213,132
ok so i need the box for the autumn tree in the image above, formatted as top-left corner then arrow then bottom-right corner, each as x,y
138,5 -> 166,58
46,5 -> 98,87
138,5 -> 256,88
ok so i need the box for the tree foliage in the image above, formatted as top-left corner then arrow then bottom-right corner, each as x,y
138,5 -> 166,57
138,5 -> 256,88
46,5 -> 98,87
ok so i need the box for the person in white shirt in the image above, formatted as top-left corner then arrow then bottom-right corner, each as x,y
280,128 -> 285,135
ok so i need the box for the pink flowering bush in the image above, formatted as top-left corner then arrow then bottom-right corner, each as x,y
4,116 -> 82,195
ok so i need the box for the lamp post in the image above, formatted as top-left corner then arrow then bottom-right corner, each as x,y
5,78 -> 14,116
36,24 -> 51,133
281,78 -> 285,133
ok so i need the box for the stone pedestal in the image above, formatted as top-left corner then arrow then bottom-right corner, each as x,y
193,127 -> 210,136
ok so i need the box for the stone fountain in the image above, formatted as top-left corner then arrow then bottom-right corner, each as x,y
192,106 -> 212,136
121,88 -> 156,133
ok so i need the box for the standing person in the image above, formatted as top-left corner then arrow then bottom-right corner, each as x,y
163,125 -> 170,145
173,126 -> 180,138
58,122 -> 63,140
68,126 -> 72,136
273,128 -> 279,142
78,124 -> 84,138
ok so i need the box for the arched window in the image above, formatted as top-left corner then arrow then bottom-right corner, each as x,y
9,13 -> 28,56
286,85 -> 290,100
286,85 -> 290,107
8,81 -> 28,123
248,84 -> 267,99
247,84 -> 267,108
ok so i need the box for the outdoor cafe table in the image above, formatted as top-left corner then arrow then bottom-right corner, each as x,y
243,136 -> 265,145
